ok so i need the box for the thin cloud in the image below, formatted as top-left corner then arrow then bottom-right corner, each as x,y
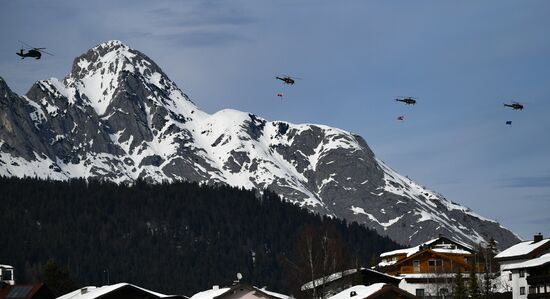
499,175 -> 550,188
152,30 -> 253,47
139,2 -> 257,48
524,215 -> 550,225
149,6 -> 257,28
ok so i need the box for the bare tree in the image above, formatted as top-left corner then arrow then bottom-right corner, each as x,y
282,224 -> 348,299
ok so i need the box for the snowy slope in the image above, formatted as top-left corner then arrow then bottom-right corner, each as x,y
0,41 -> 520,249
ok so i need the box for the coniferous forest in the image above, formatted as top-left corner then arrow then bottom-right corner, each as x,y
0,177 -> 400,296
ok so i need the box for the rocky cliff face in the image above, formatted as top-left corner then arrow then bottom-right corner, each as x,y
0,41 -> 520,249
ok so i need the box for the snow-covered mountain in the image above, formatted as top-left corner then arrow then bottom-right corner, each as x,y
0,40 -> 519,248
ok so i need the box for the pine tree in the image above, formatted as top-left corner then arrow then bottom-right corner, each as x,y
0,177 -> 401,295
468,261 -> 481,299
482,271 -> 492,299
453,271 -> 467,299
41,259 -> 77,297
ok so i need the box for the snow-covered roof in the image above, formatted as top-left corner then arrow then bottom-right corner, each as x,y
56,283 -> 175,299
432,248 -> 471,255
301,269 -> 358,291
254,287 -> 290,299
380,246 -> 472,259
0,264 -> 13,268
398,273 -> 465,279
376,260 -> 398,267
380,237 -> 461,258
380,245 -> 422,258
189,287 -> 231,299
300,268 -> 399,291
327,284 -> 386,299
190,285 -> 288,299
495,239 -> 550,259
502,253 -> 550,271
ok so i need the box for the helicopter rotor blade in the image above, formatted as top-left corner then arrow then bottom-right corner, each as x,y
18,40 -> 35,49
283,75 -> 302,80
19,40 -> 53,55
39,49 -> 54,56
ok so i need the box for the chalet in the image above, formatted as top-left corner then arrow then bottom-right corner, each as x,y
0,283 -> 54,299
494,233 -> 550,299
0,264 -> 54,299
501,253 -> 550,299
56,283 -> 184,299
376,235 -> 480,298
327,284 -> 417,299
190,283 -> 289,299
300,268 -> 400,299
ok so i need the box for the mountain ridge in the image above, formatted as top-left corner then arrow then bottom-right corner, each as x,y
0,40 -> 520,249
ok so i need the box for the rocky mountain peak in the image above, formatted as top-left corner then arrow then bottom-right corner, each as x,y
57,40 -> 197,118
66,40 -> 133,81
0,77 -> 13,97
0,41 -> 521,249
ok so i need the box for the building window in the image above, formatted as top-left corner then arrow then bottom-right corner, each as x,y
2,269 -> 12,281
519,269 -> 525,278
413,260 -> 420,272
509,273 -> 512,281
428,259 -> 443,272
416,289 -> 425,298
520,287 -> 525,295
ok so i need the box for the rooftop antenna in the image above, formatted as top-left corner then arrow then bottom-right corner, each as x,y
104,269 -> 110,285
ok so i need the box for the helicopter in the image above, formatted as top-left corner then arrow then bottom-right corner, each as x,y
504,101 -> 523,110
275,75 -> 300,85
395,96 -> 416,105
16,40 -> 53,60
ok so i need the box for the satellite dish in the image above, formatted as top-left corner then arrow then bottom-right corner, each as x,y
237,273 -> 243,281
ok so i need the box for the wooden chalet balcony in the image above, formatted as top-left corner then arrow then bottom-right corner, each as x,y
527,274 -> 550,285
399,265 -> 478,274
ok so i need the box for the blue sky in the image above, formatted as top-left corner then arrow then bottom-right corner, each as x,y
1,1 -> 549,240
